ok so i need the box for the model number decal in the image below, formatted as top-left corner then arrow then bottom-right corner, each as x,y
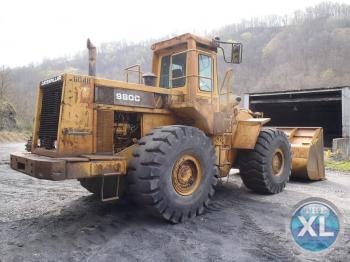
94,86 -> 156,108
115,93 -> 141,102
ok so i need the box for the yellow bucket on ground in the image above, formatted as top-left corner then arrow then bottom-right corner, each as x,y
276,127 -> 325,180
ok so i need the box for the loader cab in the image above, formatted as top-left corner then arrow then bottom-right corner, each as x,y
157,48 -> 215,93
151,33 -> 242,134
151,34 -> 219,103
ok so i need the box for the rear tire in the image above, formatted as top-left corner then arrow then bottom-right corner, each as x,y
239,128 -> 291,194
127,125 -> 218,223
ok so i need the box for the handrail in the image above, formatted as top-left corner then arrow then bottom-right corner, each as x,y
124,64 -> 142,84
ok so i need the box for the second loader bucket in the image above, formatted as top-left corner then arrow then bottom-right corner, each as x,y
276,127 -> 325,180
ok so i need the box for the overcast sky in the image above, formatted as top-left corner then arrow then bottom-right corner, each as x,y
0,0 -> 347,67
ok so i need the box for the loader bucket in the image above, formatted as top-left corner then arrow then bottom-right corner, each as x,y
276,127 -> 325,180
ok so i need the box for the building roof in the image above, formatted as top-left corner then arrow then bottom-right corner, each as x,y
247,86 -> 349,97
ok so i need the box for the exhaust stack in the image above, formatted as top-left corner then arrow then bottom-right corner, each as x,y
87,38 -> 96,76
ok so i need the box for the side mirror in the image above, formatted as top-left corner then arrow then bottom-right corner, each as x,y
213,37 -> 243,64
231,43 -> 242,64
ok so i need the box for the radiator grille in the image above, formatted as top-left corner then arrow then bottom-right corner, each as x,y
38,80 -> 63,149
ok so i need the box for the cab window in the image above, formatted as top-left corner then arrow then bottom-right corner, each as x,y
159,53 -> 187,88
160,56 -> 170,88
199,54 -> 212,92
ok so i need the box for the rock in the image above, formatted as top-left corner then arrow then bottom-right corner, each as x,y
0,100 -> 18,130
16,242 -> 24,247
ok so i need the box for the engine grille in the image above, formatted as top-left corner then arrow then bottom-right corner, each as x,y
38,80 -> 63,149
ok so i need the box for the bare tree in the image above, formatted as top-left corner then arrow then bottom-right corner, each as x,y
0,65 -> 11,99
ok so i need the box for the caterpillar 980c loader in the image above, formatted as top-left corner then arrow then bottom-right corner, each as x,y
10,34 -> 325,223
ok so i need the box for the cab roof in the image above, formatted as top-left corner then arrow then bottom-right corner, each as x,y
151,33 -> 217,53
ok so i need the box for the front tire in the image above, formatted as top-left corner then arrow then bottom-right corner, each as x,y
127,125 -> 218,223
239,128 -> 291,194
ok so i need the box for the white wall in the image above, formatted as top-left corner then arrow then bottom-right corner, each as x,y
342,87 -> 350,138
242,94 -> 250,109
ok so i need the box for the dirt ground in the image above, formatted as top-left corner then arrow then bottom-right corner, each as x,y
0,143 -> 349,262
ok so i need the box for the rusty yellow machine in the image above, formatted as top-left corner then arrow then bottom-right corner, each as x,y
10,34 -> 325,223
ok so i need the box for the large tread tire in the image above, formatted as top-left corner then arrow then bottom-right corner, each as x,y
127,125 -> 218,223
239,127 -> 291,194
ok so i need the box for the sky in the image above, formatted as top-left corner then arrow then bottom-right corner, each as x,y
0,0 -> 347,67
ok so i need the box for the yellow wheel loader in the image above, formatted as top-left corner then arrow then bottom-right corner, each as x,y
10,34 -> 325,223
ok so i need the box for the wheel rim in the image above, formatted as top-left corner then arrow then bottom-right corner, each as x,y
272,148 -> 284,177
172,154 -> 202,196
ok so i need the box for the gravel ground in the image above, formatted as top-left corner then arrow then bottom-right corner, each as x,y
0,143 -> 349,262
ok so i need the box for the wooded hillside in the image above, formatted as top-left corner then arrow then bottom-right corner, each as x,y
2,2 -> 350,128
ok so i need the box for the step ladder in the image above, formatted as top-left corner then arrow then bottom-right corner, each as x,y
101,173 -> 120,202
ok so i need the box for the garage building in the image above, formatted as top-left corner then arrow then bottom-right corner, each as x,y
242,87 -> 350,155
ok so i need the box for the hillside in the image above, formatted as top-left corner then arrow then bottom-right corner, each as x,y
0,100 -> 17,130
3,2 -> 350,127
0,99 -> 30,142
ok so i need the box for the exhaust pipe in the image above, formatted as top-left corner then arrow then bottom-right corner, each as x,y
87,38 -> 96,76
